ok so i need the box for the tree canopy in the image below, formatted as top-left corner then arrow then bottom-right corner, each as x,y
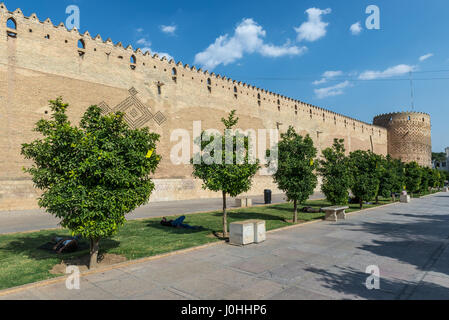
21,98 -> 161,268
191,110 -> 260,237
270,126 -> 317,223
318,139 -> 352,205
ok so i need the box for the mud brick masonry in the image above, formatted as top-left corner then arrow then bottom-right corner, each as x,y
0,3 -> 432,211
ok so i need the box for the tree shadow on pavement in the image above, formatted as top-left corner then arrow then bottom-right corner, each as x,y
303,266 -> 449,300
345,211 -> 449,277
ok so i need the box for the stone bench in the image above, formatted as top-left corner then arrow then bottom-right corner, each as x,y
229,219 -> 266,246
322,206 -> 349,222
235,197 -> 252,208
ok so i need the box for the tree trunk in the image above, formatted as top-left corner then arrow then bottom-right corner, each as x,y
222,191 -> 228,238
392,194 -> 396,202
293,199 -> 298,224
359,199 -> 363,210
89,238 -> 100,269
375,195 -> 379,204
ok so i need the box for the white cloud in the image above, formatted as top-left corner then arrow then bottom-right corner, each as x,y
137,38 -> 151,47
419,53 -> 433,62
294,8 -> 332,42
350,22 -> 362,35
314,81 -> 352,99
136,28 -> 144,33
358,64 -> 416,80
160,25 -> 177,35
194,18 -> 306,70
136,36 -> 173,61
313,70 -> 343,85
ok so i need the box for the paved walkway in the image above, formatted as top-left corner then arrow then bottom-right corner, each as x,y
0,193 -> 327,235
2,193 -> 449,300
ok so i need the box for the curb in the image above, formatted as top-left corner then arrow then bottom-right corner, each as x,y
0,198 -> 399,297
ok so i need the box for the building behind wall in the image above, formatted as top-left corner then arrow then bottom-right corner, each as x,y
0,4 -> 432,211
433,147 -> 449,172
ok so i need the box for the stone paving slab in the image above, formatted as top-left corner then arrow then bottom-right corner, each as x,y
2,193 -> 449,300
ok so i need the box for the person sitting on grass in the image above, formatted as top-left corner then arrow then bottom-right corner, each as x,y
160,216 -> 201,230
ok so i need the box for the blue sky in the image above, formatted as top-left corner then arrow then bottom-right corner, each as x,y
6,0 -> 449,151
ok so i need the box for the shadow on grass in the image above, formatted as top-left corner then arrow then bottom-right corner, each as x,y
211,209 -> 289,222
3,232 -> 120,262
147,220 -> 213,234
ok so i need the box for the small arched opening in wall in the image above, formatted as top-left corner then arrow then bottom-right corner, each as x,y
309,109 -> 313,119
172,68 -> 177,83
130,55 -> 137,70
6,17 -> 17,37
257,93 -> 261,106
78,39 -> 86,49
323,113 -> 325,122
295,105 -> 298,115
277,99 -> 280,111
234,86 -> 238,99
78,39 -> 86,57
207,78 -> 212,93
334,116 -> 337,125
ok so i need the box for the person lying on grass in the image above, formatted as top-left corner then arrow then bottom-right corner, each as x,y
160,216 -> 202,230
52,235 -> 81,254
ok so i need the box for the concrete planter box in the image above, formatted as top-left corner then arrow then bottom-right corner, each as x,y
235,198 -> 252,208
229,221 -> 255,246
444,187 -> 449,193
248,219 -> 266,243
229,219 -> 266,245
400,194 -> 411,203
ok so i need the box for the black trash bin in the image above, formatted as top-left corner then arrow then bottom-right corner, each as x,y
264,189 -> 272,204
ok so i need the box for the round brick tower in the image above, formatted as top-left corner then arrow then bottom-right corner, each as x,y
373,112 -> 432,167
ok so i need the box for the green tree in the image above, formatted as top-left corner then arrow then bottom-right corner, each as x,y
349,150 -> 381,209
191,110 -> 260,237
432,152 -> 446,162
429,169 -> 440,190
21,98 -> 161,268
377,155 -> 399,202
391,158 -> 406,194
404,162 -> 422,196
318,139 -> 352,205
269,126 -> 317,223
438,171 -> 448,189
420,166 -> 432,194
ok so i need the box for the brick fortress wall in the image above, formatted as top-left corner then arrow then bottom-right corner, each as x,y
0,4 -> 391,210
